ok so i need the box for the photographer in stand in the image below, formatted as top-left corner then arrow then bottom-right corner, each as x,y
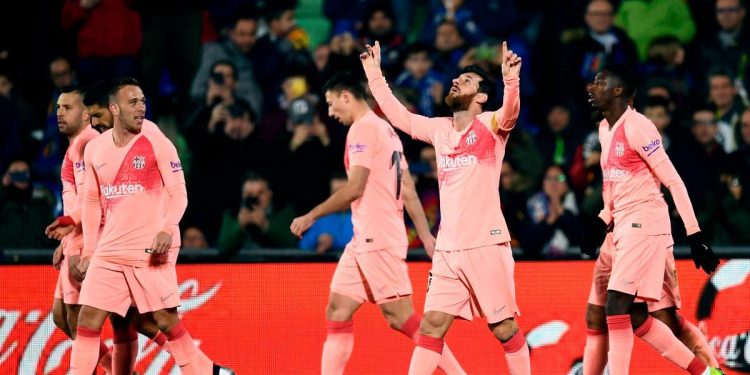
184,61 -> 274,244
217,172 -> 296,255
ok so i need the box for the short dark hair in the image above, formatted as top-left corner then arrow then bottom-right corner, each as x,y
322,72 -> 366,100
264,0 -> 297,22
60,85 -> 86,96
227,99 -> 257,123
404,42 -> 433,60
107,77 -> 141,104
642,95 -> 670,113
461,64 -> 496,110
211,60 -> 238,80
83,80 -> 111,107
233,3 -> 259,27
601,64 -> 637,99
707,67 -> 735,82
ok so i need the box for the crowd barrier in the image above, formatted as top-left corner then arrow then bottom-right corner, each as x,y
1,259 -> 748,374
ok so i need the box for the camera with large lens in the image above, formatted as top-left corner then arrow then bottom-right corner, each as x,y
210,72 -> 225,85
243,196 -> 259,209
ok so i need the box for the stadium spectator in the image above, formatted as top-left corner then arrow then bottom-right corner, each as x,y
520,164 -> 582,258
184,99 -> 271,244
0,159 -> 54,248
614,0 -> 696,61
670,107 -> 729,243
691,0 -> 749,102
61,0 -> 141,84
298,172 -> 353,253
190,10 -> 263,117
217,173 -> 296,254
394,43 -> 445,117
707,68 -> 746,153
557,0 -> 639,116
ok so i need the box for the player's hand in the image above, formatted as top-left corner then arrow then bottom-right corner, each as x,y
359,41 -> 382,77
290,214 -> 315,238
580,217 -> 608,257
687,231 -> 719,274
148,231 -> 172,255
69,254 -> 85,282
45,217 -> 76,240
77,255 -> 91,277
420,233 -> 436,259
52,243 -> 64,270
500,41 -> 522,80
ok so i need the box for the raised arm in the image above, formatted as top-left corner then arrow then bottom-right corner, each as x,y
490,41 -> 521,135
361,41 -> 437,144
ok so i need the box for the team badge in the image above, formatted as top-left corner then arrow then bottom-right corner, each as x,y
615,142 -> 624,157
466,130 -> 477,145
133,156 -> 146,170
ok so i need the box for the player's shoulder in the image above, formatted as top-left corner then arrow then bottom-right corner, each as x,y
625,109 -> 658,134
87,129 -> 111,149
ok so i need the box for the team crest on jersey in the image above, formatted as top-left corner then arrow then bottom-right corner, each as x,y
132,156 -> 146,169
466,130 -> 477,145
615,142 -> 624,157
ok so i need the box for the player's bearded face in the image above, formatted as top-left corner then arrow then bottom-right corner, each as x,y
445,91 -> 474,112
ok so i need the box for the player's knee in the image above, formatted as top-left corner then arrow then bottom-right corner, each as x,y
650,308 -> 681,335
490,318 -> 518,342
384,313 -> 402,331
325,302 -> 354,322
152,308 -> 179,333
76,306 -> 103,330
605,292 -> 632,316
586,304 -> 607,330
134,316 -> 160,338
419,312 -> 449,337
52,308 -> 67,331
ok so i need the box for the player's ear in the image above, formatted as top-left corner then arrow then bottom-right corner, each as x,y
109,103 -> 119,116
613,86 -> 623,98
475,92 -> 488,104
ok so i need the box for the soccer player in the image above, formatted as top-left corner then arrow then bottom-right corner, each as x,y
69,78 -> 232,375
45,85 -> 114,373
361,40 -> 530,374
290,72 -> 465,375
582,231 -> 720,374
580,64 -> 723,375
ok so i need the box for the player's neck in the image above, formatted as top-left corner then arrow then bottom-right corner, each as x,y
350,101 -> 370,123
112,125 -> 138,148
67,126 -> 86,144
452,110 -> 476,131
605,103 -> 629,129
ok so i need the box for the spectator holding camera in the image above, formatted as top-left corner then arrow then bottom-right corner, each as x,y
274,76 -> 335,214
218,173 -> 296,254
184,99 -> 271,244
190,9 -> 263,117
0,159 -> 55,248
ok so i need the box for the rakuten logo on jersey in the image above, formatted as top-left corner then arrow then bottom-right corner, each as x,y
602,168 -> 628,180
100,183 -> 145,199
439,154 -> 477,170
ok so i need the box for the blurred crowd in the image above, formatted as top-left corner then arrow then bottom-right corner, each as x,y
1,0 -> 749,259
